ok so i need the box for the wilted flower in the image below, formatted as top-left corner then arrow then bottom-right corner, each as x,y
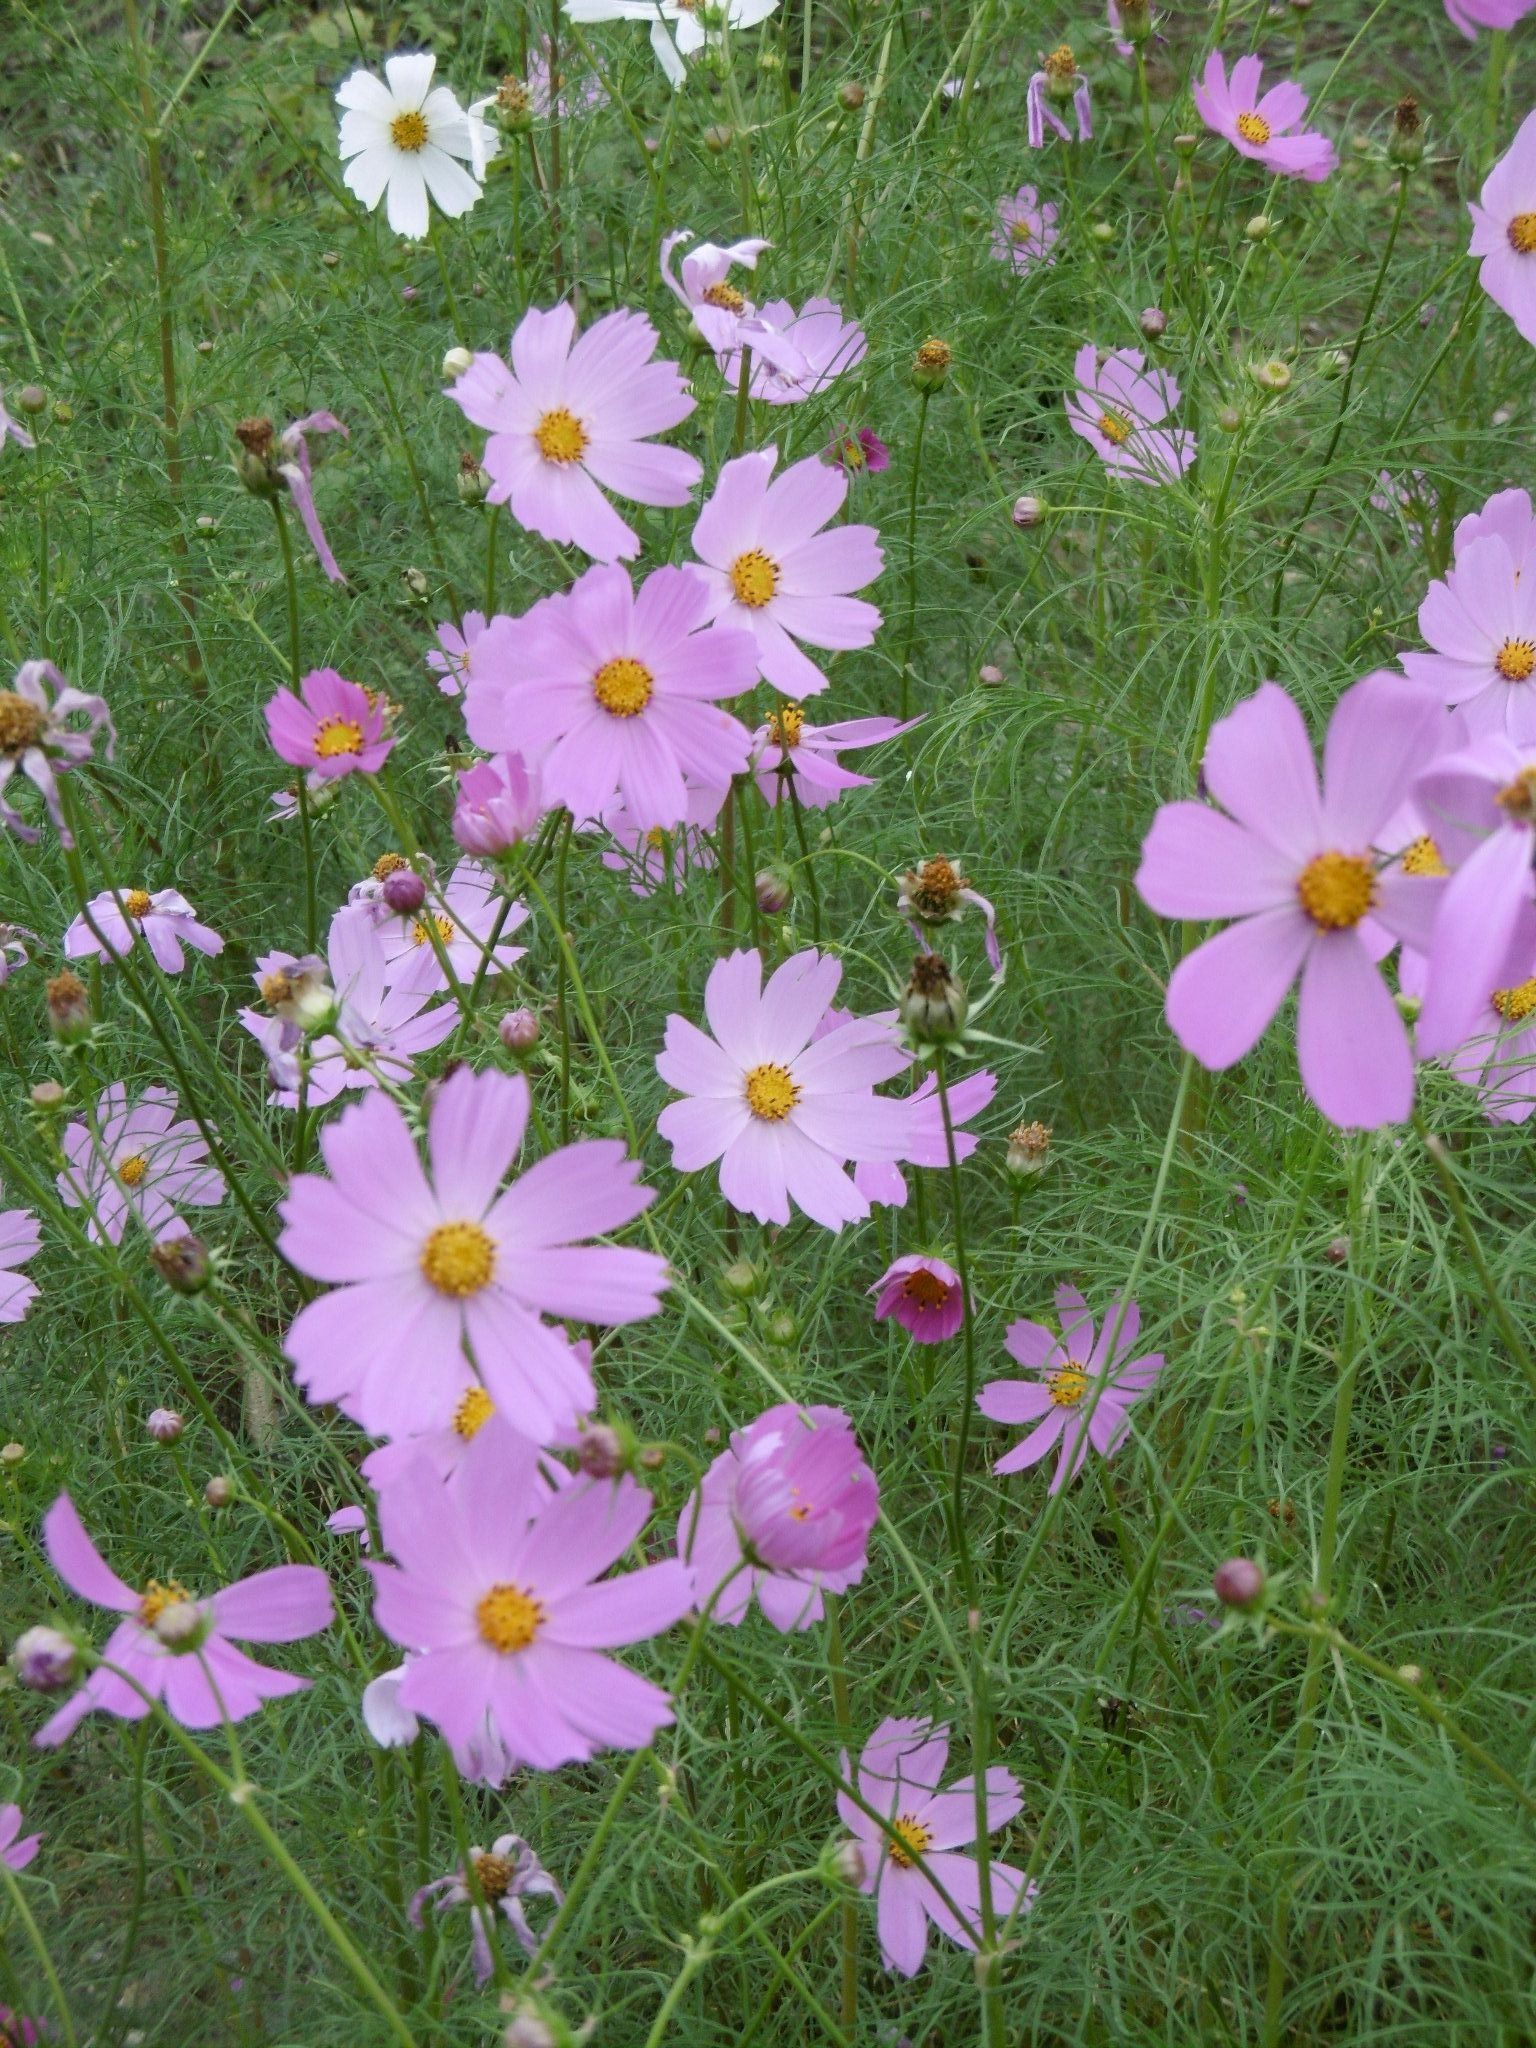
65,888 -> 223,975
1,385 -> 36,454
1028,45 -> 1093,148
752,703 -> 918,811
910,337 -> 952,391
335,53 -> 499,240
0,923 -> 34,985
0,659 -> 114,847
232,412 -> 349,583
411,1831 -> 563,1986
45,970 -> 91,1040
899,857 -> 1000,970
1006,1119 -> 1053,1178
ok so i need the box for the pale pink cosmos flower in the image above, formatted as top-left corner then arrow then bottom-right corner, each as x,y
690,448 -> 883,699
427,611 -> 518,699
359,1655 -> 518,1785
57,1084 -> 226,1244
1027,47 -> 1093,147
1401,533 -> 1536,740
677,1402 -> 878,1631
1470,107 -> 1536,348
366,1428 -> 693,1772
659,229 -> 774,364
1429,931 -> 1536,1122
1451,486 -> 1536,576
0,659 -> 114,848
526,35 -> 608,117
837,1717 -> 1035,1977
990,185 -> 1060,273
411,1830 -> 561,1986
65,888 -> 223,975
447,304 -> 701,563
1065,344 -> 1196,486
718,298 -> 868,405
277,1065 -> 667,1442
871,1255 -> 964,1343
1193,51 -> 1337,182
656,948 -> 912,1230
1445,0 -> 1536,36
1,385 -> 35,454
265,667 -> 394,781
0,1200 -> 41,1323
452,752 -> 547,857
977,1285 -> 1166,1492
599,779 -> 726,896
367,858 -> 529,995
462,564 -> 757,832
853,1066 -> 997,1211
361,1394 -> 574,1493
33,1492 -> 332,1745
751,703 -> 919,811
0,1805 -> 40,1872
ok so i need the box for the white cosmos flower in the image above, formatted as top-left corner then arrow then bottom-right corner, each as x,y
563,0 -> 781,89
335,52 -> 500,241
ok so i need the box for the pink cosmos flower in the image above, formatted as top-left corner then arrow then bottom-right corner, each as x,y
836,1717 -> 1034,1977
1445,0 -> 1536,36
462,564 -> 757,832
656,948 -> 912,1230
0,1202 -> 41,1323
853,1066 -> 997,1210
1027,48 -> 1093,147
1193,52 -> 1337,182
277,1065 -> 667,1442
659,229 -> 775,364
367,858 -> 529,995
824,426 -> 891,477
361,1392 -> 574,1494
1470,107 -> 1536,349
366,1429 -> 693,1772
678,1402 -> 877,1631
1,385 -> 35,453
690,449 -> 883,699
1401,534 -> 1536,740
33,1492 -> 332,1745
1431,931 -> 1536,1122
265,667 -> 394,780
871,1255 -> 964,1343
0,659 -> 114,847
0,1805 -> 40,1872
57,1084 -> 226,1244
65,888 -> 223,974
990,185 -> 1060,273
751,703 -> 919,811
1452,486 -> 1536,575
411,1830 -> 561,1986
428,611 -> 518,699
599,780 -> 726,895
452,752 -> 547,857
719,298 -> 868,405
447,304 -> 701,563
1134,675 -> 1446,1129
1065,344 -> 1196,486
0,2011 -> 42,2048
976,1285 -> 1166,1492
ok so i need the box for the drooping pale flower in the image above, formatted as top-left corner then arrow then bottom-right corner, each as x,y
57,1084 -> 226,1244
33,1493 -> 333,1745
232,413 -> 351,584
411,1831 -> 562,1986
718,298 -> 868,406
690,449 -> 883,699
871,1255 -> 964,1344
1469,107 -> 1536,349
599,780 -> 726,896
824,426 -> 891,478
659,230 -> 774,363
1445,0 -> 1536,36
0,1805 -> 40,1872
751,703 -> 918,811
1065,344 -> 1196,486
0,1201 -> 40,1323
336,53 -> 498,240
367,1429 -> 693,1771
852,1066 -> 998,1210
1,386 -> 35,454
1401,534 -> 1536,740
1027,45 -> 1093,148
837,1717 -> 1035,1977
1193,51 -> 1337,182
564,0 -> 782,90
1135,676 -> 1447,1128
265,667 -> 394,781
899,856 -> 1001,971
976,1284 -> 1166,1492
990,185 -> 1060,273
0,659 -> 114,847
656,948 -> 912,1230
447,304 -> 701,563
0,922 -> 34,985
65,888 -> 223,975
278,1065 -> 667,1442
463,564 -> 757,832
677,1403 -> 878,1631
452,752 -> 547,857
366,858 -> 529,995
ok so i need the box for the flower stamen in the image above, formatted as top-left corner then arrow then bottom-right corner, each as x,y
593,657 -> 654,718
421,1220 -> 496,1297
744,1062 -> 798,1121
1493,977 -> 1536,1023
1507,212 -> 1536,256
117,1154 -> 149,1188
1236,110 -> 1272,146
390,110 -> 430,152
1400,835 -> 1448,877
0,694 -> 47,755
534,409 -> 588,464
1048,1367 -> 1089,1408
453,1387 -> 495,1439
314,717 -> 365,760
730,549 -> 780,609
1296,851 -> 1375,931
1496,638 -> 1536,684
887,1814 -> 933,1868
138,1577 -> 191,1626
702,282 -> 746,312
476,1582 -> 545,1653
123,890 -> 153,920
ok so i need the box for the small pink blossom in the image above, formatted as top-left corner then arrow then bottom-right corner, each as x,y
599,780 -> 726,896
0,1201 -> 41,1323
0,659 -> 114,847
57,1083 -> 226,1244
65,888 -> 223,975
366,858 -> 528,995
719,298 -> 868,405
0,1804 -> 41,1872
853,1066 -> 997,1211
659,228 -> 774,363
1193,51 -> 1337,182
824,426 -> 890,477
427,611 -> 517,699
1065,344 -> 1196,486
1445,0 -> 1536,36
990,185 -> 1060,272
1402,533 -> 1536,740
264,667 -> 394,780
1469,107 -> 1536,349
751,704 -> 919,811
871,1255 -> 964,1343
452,752 -> 547,857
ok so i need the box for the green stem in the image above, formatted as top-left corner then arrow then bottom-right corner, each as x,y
0,1863 -> 78,2048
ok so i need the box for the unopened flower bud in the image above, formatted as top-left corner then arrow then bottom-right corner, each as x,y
400,565 -> 431,602
1397,1662 -> 1423,1686
1139,305 -> 1167,340
1323,1235 -> 1349,1267
1116,0 -> 1152,41
1006,1120 -> 1053,1178
11,1625 -> 78,1692
17,384 -> 47,417
0,1441 -> 23,1466
31,1082 -> 68,1117
1395,990 -> 1421,1025
503,2015 -> 558,2048
321,249 -> 341,268
150,1233 -> 212,1296
1089,219 -> 1114,245
1213,1556 -> 1265,1611
1173,131 -> 1198,157
1012,493 -> 1044,529
755,868 -> 792,915
204,1475 -> 232,1509
146,1407 -> 184,1445
764,1308 -> 798,1347
720,1259 -> 761,1300
829,1838 -> 866,1886
46,969 -> 91,1041
51,400 -> 72,427
911,337 -> 952,392
499,1007 -> 540,1054
900,952 -> 969,1045
442,346 -> 474,380
1245,213 -> 1274,242
153,1601 -> 206,1651
978,663 -> 1004,688
576,1423 -> 627,1479
838,80 -> 866,110
382,868 -> 426,916
1251,357 -> 1291,394
1216,405 -> 1244,433
456,450 -> 492,504
703,123 -> 734,155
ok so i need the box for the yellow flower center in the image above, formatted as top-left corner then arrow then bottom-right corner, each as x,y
702,282 -> 746,312
476,1582 -> 545,1653
420,1220 -> 496,1298
374,852 -> 410,881
1009,219 -> 1037,245
730,549 -> 780,609
1400,835 -> 1448,878
453,1386 -> 495,1439
1493,977 -> 1536,1023
645,826 -> 670,850
1296,851 -> 1375,931
1236,111 -> 1272,146
118,1154 -> 149,1188
744,1062 -> 798,1121
888,1814 -> 933,1868
1043,44 -> 1077,83
314,717 -> 365,760
123,889 -> 153,919
390,109 -> 430,152
534,408 -> 588,464
836,435 -> 866,470
138,1577 -> 191,1626
767,704 -> 805,749
411,913 -> 457,948
593,656 -> 655,718
1496,638 -> 1536,683
1507,212 -> 1536,255
473,1852 -> 515,1900
906,856 -> 962,918
1048,1367 -> 1089,1407
901,1268 -> 952,1311
1097,410 -> 1133,447
0,693 -> 47,754
915,338 -> 951,372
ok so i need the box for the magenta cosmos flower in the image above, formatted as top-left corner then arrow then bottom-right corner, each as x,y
977,1285 -> 1165,1492
278,1065 -> 667,1442
990,184 -> 1060,273
872,1255 -> 964,1344
1446,0 -> 1536,35
656,948 -> 912,1230
447,304 -> 701,563
265,667 -> 394,781
0,1806 -> 40,1872
751,702 -> 919,811
0,659 -> 114,847
719,297 -> 868,405
367,1428 -> 693,1771
1193,52 -> 1337,182
1470,107 -> 1536,349
824,426 -> 891,478
837,1717 -> 1035,1977
1066,345 -> 1195,486
462,564 -> 757,831
1135,675 -> 1446,1129
65,887 -> 223,974
1402,533 -> 1536,741
677,1402 -> 878,1631
690,449 -> 883,699
57,1084 -> 226,1244
0,1200 -> 41,1323
34,1493 -> 332,1745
